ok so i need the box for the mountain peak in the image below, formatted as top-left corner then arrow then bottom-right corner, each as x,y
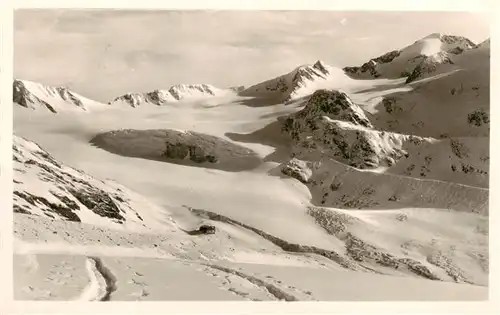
313,60 -> 330,74
13,79 -> 102,113
422,32 -> 443,40
344,33 -> 477,80
241,60 -> 351,102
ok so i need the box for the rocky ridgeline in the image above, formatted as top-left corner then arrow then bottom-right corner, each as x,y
291,61 -> 331,88
344,50 -> 401,78
109,84 -> 222,107
13,136 -> 153,227
13,79 -> 88,113
282,89 -> 422,169
439,34 -> 477,49
240,60 -> 336,102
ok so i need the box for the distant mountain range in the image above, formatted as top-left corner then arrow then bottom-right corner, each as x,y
13,33 -> 489,112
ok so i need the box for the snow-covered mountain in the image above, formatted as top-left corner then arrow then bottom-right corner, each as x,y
13,79 -> 105,113
240,60 -> 353,103
109,84 -> 232,107
12,31 -> 490,301
343,33 -> 477,80
13,135 -> 175,231
280,86 -> 489,187
282,89 -> 431,169
367,39 -> 490,138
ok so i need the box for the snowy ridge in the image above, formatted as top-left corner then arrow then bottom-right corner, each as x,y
343,33 -> 476,80
13,79 -> 105,113
13,135 -> 176,231
241,60 -> 353,102
369,41 -> 490,138
109,84 -> 232,107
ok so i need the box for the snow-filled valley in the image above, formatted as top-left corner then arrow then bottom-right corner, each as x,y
12,33 -> 490,301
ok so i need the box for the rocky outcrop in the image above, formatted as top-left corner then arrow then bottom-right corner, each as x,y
90,129 -> 261,171
344,50 -> 401,78
286,89 -> 373,128
281,158 -> 314,183
440,34 -> 476,49
164,142 -> 218,164
281,89 -> 415,169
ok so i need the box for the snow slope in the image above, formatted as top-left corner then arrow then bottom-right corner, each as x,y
366,41 -> 489,138
109,84 -> 234,107
13,95 -> 489,299
13,79 -> 106,113
13,135 -> 176,231
343,33 -> 477,80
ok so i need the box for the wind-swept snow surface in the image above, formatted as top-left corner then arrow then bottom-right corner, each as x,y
13,32 -> 489,301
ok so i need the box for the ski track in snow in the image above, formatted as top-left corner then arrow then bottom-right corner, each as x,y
77,257 -> 117,301
200,263 -> 316,301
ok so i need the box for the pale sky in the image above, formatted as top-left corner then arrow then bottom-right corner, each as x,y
14,10 -> 489,102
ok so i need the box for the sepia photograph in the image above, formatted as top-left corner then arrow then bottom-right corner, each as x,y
10,8 -> 490,302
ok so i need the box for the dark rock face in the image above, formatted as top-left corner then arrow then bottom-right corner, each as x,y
468,109 -> 490,127
198,225 -> 216,234
13,136 -> 145,225
281,158 -> 313,183
343,50 -> 400,78
312,60 -> 330,74
287,89 -> 373,129
441,35 -> 476,49
164,142 -> 219,164
68,188 -> 125,222
372,50 -> 402,63
14,190 -> 82,222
